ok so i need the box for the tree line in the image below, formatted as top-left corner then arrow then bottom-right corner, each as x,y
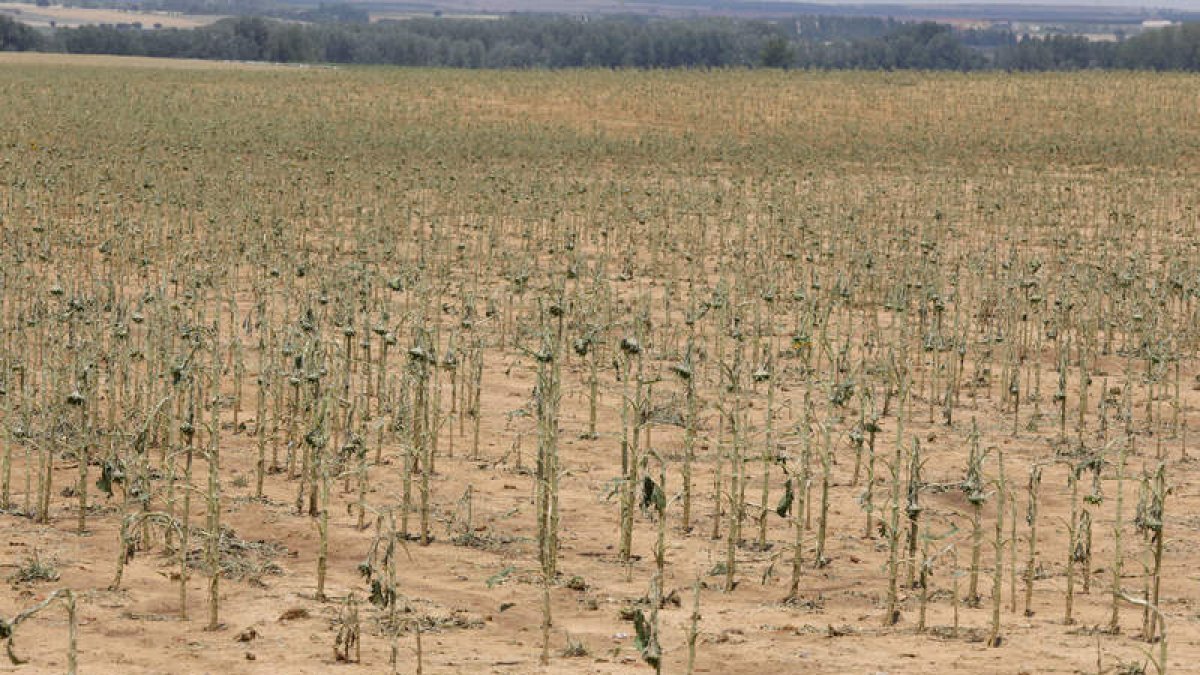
4,13 -> 1200,71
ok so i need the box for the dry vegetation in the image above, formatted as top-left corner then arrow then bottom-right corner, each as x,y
0,3 -> 222,29
1,57 -> 1200,674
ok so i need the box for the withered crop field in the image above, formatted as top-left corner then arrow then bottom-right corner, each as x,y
1,55 -> 1200,674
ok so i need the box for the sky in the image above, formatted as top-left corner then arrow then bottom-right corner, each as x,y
754,0 -> 1200,9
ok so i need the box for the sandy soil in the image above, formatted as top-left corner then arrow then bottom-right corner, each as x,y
2,345 -> 1197,675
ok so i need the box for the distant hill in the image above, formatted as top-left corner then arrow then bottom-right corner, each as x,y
358,0 -> 1200,22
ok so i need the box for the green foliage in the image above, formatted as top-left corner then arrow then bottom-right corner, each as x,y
631,608 -> 660,669
760,35 -> 793,68
0,15 -> 43,51
0,12 -> 1195,71
22,15 -> 963,70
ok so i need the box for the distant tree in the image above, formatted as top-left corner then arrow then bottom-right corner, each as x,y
759,35 -> 793,68
0,15 -> 42,51
34,13 -> 1200,72
267,23 -> 318,62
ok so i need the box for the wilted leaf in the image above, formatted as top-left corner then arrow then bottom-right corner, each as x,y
486,565 -> 516,589
776,478 -> 794,517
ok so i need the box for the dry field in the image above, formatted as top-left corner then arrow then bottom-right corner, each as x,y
1,56 -> 1199,674
0,2 -> 221,28
0,52 -> 311,71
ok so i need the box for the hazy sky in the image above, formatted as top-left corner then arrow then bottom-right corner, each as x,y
756,0 -> 1200,8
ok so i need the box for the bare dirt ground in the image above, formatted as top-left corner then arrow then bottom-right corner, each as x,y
4,324 -> 1197,675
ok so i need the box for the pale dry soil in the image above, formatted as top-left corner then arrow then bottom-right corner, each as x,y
2,361 -> 1199,675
